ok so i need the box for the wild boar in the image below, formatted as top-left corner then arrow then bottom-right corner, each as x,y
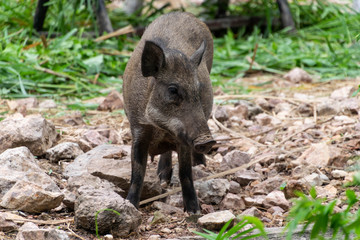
123,11 -> 215,213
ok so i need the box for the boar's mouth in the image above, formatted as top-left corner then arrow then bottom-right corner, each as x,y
193,135 -> 216,154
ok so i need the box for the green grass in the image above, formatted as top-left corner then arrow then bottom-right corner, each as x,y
193,215 -> 268,240
286,175 -> 360,240
0,27 -> 133,99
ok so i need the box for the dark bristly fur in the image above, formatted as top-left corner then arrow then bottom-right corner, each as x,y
123,12 -> 215,213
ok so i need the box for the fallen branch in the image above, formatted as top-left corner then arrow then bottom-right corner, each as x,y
274,116 -> 334,148
214,94 -> 321,103
5,217 -> 74,225
95,25 -> 134,42
34,66 -> 70,79
66,222 -> 87,240
212,105 -> 265,147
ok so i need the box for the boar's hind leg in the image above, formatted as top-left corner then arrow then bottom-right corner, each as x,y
157,151 -> 173,185
192,151 -> 206,166
126,130 -> 151,208
178,145 -> 200,213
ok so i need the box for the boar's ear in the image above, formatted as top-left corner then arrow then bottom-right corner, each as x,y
190,40 -> 206,67
141,41 -> 165,77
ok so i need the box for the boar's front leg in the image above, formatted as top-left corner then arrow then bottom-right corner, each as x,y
178,145 -> 200,213
126,128 -> 151,208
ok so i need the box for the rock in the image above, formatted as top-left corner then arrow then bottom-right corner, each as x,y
297,103 -> 313,116
229,181 -> 241,194
302,173 -> 323,186
338,98 -> 359,115
88,150 -> 161,199
236,100 -> 263,118
227,105 -> 248,119
62,188 -> 76,210
82,130 -> 109,148
195,179 -> 230,205
331,170 -> 348,179
197,210 -> 235,231
1,180 -> 64,213
97,90 -> 124,111
317,100 -> 339,116
0,114 -> 58,155
152,201 -> 183,215
166,194 -> 183,208
64,174 -> 125,209
274,102 -> 292,114
214,106 -> 229,122
150,211 -> 168,225
315,185 -> 337,199
267,206 -> 284,216
64,144 -> 125,177
252,176 -> 285,195
292,142 -> 329,167
263,191 -> 290,210
221,150 -> 250,171
201,204 -> 215,214
255,113 -> 273,126
328,146 -> 348,168
7,98 -> 38,111
240,207 -> 261,217
244,195 -> 266,207
104,234 -> 114,240
255,98 -> 272,111
16,222 -> 70,240
46,142 -> 84,163
291,165 -> 314,179
284,67 -> 312,83
330,86 -> 356,99
161,227 -> 172,233
234,170 -> 262,186
148,235 -> 161,240
38,99 -> 57,109
284,180 -> 310,199
108,130 -> 123,144
0,147 -> 61,199
0,215 -> 18,232
220,193 -> 245,211
192,165 -> 210,180
75,187 -> 141,238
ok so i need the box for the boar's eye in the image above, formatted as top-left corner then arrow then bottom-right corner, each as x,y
168,85 -> 178,95
167,84 -> 182,105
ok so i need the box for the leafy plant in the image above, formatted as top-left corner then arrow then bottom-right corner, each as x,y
286,182 -> 360,240
193,215 -> 268,240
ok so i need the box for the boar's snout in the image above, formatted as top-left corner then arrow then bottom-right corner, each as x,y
193,135 -> 216,154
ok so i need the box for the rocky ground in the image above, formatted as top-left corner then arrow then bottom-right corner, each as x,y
1,68 -> 360,240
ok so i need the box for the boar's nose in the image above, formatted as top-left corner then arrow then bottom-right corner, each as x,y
193,136 -> 216,154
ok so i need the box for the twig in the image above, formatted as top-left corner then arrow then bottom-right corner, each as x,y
212,105 -> 265,147
34,66 -> 70,79
5,217 -> 74,225
215,94 -> 321,103
66,222 -> 87,240
248,43 -> 258,72
274,116 -> 334,147
139,153 -> 272,206
95,25 -> 134,42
